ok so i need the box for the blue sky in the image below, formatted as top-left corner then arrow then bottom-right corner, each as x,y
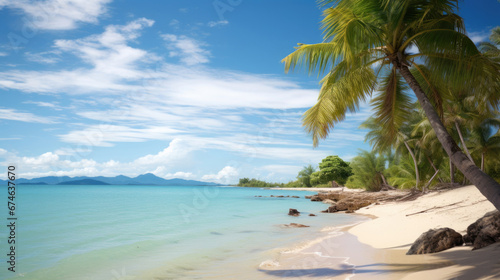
0,0 -> 498,183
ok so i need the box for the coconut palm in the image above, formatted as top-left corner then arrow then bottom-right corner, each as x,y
283,0 -> 500,210
297,164 -> 317,187
470,119 -> 500,172
361,116 -> 422,190
479,27 -> 500,61
346,150 -> 388,191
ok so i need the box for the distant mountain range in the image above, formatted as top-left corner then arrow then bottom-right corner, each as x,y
1,173 -> 221,186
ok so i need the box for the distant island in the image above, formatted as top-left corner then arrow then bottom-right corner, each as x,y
1,173 -> 221,186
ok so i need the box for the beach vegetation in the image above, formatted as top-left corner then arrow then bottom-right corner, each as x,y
237,178 -> 284,188
283,0 -> 500,208
346,150 -> 388,191
316,155 -> 353,187
297,164 -> 317,187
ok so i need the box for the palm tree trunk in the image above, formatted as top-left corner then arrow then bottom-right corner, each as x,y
423,169 -> 440,193
398,64 -> 500,211
379,172 -> 388,186
454,121 -> 475,164
426,154 -> 443,183
449,158 -> 455,183
481,152 -> 485,171
403,140 -> 420,191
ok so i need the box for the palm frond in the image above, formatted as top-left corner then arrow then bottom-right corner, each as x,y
370,67 -> 412,142
304,64 -> 377,147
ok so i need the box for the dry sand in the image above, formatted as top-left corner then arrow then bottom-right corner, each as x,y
348,185 -> 500,279
262,185 -> 500,279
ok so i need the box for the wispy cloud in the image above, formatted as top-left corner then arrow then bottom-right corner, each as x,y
208,20 -> 228,27
0,108 -> 55,123
0,0 -> 111,30
24,101 -> 63,110
0,17 -> 367,182
161,34 -> 211,65
59,124 -> 182,147
25,51 -> 61,64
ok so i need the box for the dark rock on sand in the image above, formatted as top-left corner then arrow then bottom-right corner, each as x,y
292,196 -> 300,198
407,228 -> 463,255
463,210 -> 500,250
309,214 -> 316,216
284,223 -> 309,228
288,208 -> 300,216
305,195 -> 312,199
322,205 -> 338,213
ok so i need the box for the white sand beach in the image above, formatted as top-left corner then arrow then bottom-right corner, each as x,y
350,185 -> 499,279
262,185 -> 500,279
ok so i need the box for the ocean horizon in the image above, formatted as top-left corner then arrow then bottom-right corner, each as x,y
1,185 -> 366,280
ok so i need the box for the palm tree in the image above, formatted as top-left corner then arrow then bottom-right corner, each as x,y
471,119 -> 500,172
283,0 -> 500,210
347,150 -> 388,191
479,27 -> 500,61
297,164 -> 317,187
361,116 -> 422,190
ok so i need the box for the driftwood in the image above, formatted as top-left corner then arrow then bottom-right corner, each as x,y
406,201 -> 463,217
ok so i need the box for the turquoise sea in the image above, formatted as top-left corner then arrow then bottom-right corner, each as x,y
1,185 -> 366,280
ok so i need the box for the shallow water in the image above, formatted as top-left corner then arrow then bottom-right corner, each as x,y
1,185 -> 366,280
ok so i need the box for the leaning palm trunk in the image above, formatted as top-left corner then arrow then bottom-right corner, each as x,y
398,65 -> 500,210
403,140 -> 420,191
481,152 -> 485,171
449,158 -> 455,183
454,121 -> 475,164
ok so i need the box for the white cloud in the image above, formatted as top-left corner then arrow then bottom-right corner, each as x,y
25,51 -> 60,64
54,17 -> 154,76
24,101 -> 62,110
208,20 -> 228,27
0,108 -> 55,123
60,124 -> 182,147
0,139 -> 198,179
21,152 -> 59,165
169,19 -> 180,28
0,52 -> 8,56
133,138 -> 191,165
202,166 -> 238,184
0,0 -> 111,30
0,20 -> 317,110
151,167 -> 194,179
161,34 -> 210,65
468,31 -> 489,44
